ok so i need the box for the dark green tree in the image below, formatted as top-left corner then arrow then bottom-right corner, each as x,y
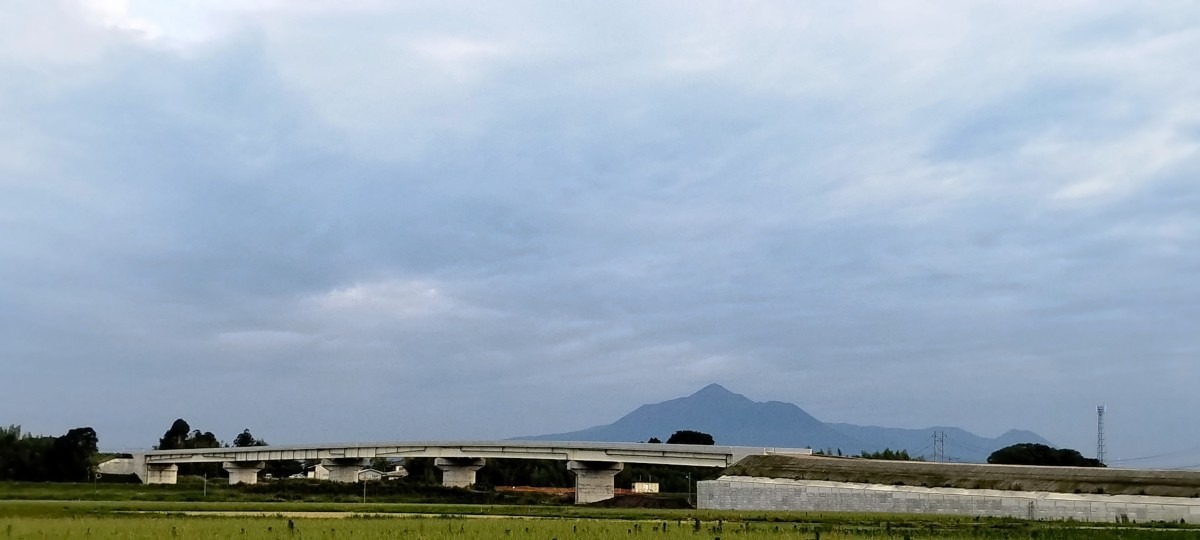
0,425 -> 98,482
157,419 -> 191,450
987,443 -> 1104,467
153,419 -> 222,477
47,427 -> 98,481
666,430 -> 715,445
647,437 -> 662,444
859,448 -> 921,461
233,429 -> 266,448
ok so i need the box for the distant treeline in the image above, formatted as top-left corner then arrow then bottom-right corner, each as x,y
988,443 -> 1105,468
2,420 -> 724,490
812,448 -> 926,461
0,425 -> 98,482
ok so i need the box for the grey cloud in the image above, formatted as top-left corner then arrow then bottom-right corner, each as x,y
1,2 -> 1198,466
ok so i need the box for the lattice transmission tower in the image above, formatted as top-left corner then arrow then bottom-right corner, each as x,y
1096,405 -> 1106,465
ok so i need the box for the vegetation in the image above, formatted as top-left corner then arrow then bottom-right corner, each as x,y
156,418 -> 221,451
0,425 -> 97,482
665,430 -> 715,445
812,448 -> 925,461
2,510 -> 1198,539
860,448 -> 924,461
987,443 -> 1105,467
233,429 -> 268,448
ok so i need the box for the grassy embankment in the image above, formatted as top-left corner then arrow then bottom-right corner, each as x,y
727,455 -> 1200,498
4,480 -> 1200,539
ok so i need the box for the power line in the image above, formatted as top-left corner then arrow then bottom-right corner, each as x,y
942,433 -> 992,453
1111,446 -> 1200,464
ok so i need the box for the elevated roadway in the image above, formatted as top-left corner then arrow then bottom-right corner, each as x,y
122,440 -> 812,503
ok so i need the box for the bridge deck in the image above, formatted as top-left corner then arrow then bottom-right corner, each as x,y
143,440 -> 812,467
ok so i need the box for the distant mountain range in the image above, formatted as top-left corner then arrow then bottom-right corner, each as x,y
518,383 -> 1052,463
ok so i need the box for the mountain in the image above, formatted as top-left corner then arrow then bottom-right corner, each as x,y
517,384 -> 1053,463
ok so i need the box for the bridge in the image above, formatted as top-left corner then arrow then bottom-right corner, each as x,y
111,440 -> 812,503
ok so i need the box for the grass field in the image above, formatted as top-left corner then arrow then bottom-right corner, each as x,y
4,482 -> 1200,539
4,514 -> 1200,539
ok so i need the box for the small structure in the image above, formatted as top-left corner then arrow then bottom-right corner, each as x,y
305,464 -> 330,480
632,482 -> 660,493
358,469 -> 385,482
385,465 -> 408,480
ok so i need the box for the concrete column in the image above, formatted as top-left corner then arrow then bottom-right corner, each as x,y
145,464 -> 179,485
321,458 -> 369,483
223,461 -> 265,485
568,461 -> 623,504
435,457 -> 486,488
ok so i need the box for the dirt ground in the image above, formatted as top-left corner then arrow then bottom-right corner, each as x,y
724,454 -> 1200,497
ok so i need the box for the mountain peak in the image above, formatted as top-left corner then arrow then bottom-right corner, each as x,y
691,383 -> 736,398
517,385 -> 1052,462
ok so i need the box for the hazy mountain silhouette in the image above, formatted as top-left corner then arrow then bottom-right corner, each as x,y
518,383 -> 1053,462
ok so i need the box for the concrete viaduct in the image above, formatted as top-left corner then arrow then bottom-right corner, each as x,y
121,440 -> 811,503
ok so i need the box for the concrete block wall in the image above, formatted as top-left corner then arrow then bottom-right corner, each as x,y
699,476 -> 1200,523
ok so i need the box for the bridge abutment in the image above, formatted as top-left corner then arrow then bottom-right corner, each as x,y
321,458 -> 369,483
435,457 -> 486,488
223,461 -> 265,485
568,460 -> 623,504
145,464 -> 178,485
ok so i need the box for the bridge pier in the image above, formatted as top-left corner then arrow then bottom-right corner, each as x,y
321,458 -> 368,483
435,457 -> 485,488
223,461 -> 265,485
568,461 -> 623,504
145,464 -> 179,484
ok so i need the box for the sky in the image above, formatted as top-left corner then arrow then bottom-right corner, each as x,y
1,0 -> 1198,467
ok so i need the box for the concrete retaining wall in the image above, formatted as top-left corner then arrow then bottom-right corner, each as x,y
699,476 -> 1200,523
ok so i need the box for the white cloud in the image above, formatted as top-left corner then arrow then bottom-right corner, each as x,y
3,0 -> 1200,458
305,278 -> 455,320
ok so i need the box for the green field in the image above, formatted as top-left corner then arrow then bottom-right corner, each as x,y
3,482 -> 1200,539
4,514 -> 1200,539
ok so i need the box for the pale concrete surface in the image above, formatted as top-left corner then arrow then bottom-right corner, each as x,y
435,457 -> 486,487
222,461 -> 265,485
145,464 -> 178,485
321,458 -> 369,483
139,441 -> 810,469
97,457 -> 136,476
700,476 -> 1200,523
568,460 -> 624,505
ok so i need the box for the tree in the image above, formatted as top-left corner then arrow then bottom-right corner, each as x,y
233,429 -> 266,448
48,427 -> 98,482
152,419 -> 223,477
189,430 -> 221,449
987,443 -> 1104,467
647,437 -> 662,444
859,448 -> 922,461
665,430 -> 715,445
0,425 -> 98,482
157,419 -> 191,450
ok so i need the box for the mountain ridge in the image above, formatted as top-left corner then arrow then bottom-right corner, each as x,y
517,384 -> 1053,463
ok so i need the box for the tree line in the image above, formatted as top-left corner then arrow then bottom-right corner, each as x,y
0,425 -> 98,482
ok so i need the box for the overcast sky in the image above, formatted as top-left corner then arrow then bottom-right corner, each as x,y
2,1 -> 1198,467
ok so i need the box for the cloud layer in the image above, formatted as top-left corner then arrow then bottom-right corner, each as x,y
2,1 -> 1198,466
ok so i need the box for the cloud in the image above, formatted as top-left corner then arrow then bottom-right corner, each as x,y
1,1 -> 1198,466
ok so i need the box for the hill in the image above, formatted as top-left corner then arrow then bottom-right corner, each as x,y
518,384 -> 1053,462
